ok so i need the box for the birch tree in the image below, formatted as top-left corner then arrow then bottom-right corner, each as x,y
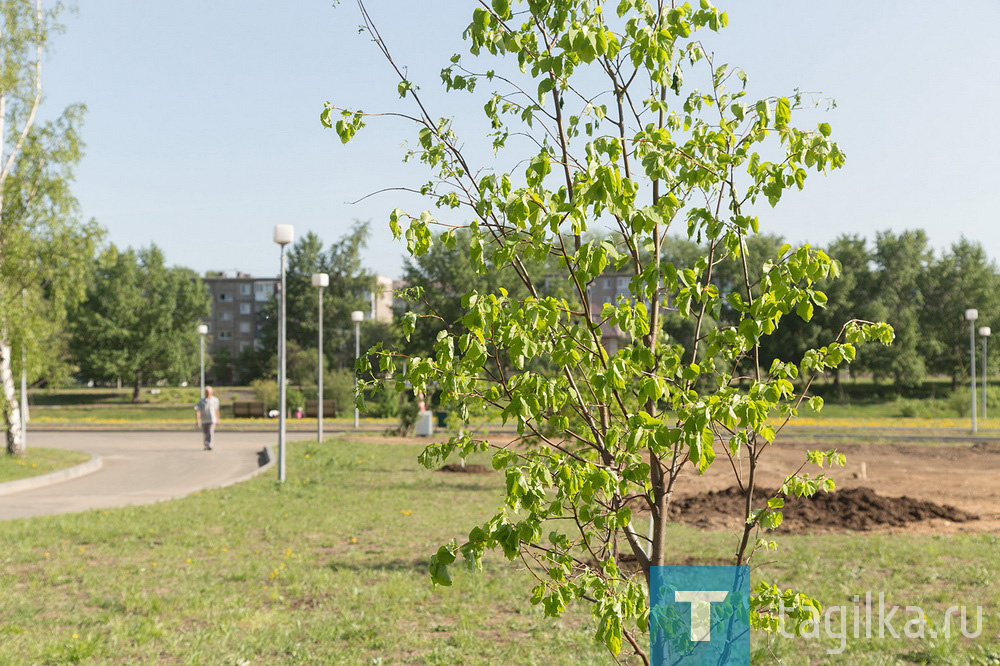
1,0 -> 46,455
2,0 -> 99,454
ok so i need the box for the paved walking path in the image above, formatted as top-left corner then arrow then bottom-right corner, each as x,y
0,430 -> 311,521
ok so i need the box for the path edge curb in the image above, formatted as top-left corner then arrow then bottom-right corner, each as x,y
204,445 -> 274,492
0,454 -> 103,497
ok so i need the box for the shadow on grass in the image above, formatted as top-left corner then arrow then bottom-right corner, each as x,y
328,558 -> 427,573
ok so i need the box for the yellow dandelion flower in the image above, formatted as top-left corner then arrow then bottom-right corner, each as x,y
72,633 -> 79,639
401,510 -> 413,516
185,558 -> 192,563
44,552 -> 50,558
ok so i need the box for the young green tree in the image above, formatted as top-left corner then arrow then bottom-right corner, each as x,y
330,1 -> 891,660
1,0 -> 101,455
69,245 -> 211,402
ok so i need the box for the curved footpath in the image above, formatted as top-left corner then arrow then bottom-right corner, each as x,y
0,430 -> 311,521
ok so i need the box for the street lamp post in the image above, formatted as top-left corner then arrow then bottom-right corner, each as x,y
274,224 -> 294,482
966,309 -> 979,433
980,326 -> 991,422
351,310 -> 364,429
312,273 -> 329,443
197,324 -> 209,399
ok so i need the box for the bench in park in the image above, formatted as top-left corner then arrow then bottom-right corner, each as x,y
305,400 -> 337,418
232,401 -> 267,418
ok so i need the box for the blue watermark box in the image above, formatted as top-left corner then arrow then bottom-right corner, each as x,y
650,566 -> 753,665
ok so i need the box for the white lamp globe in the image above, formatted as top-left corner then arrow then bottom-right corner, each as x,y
273,224 -> 294,245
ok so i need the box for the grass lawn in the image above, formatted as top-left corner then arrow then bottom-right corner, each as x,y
2,436 -> 998,664
0,447 -> 91,484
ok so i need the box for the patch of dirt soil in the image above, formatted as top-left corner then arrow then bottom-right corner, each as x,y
669,486 -> 979,534
437,463 -> 492,474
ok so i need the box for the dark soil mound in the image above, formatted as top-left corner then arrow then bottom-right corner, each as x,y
437,463 -> 491,474
670,486 -> 979,532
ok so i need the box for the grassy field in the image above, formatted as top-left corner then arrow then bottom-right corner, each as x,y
0,436 -> 997,664
0,447 -> 91,484
23,381 -> 1000,431
26,387 -> 385,428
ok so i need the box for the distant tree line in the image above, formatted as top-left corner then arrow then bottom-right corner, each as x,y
661,230 -> 999,391
397,229 -> 1000,394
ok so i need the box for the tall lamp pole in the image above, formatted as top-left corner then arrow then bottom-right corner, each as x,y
197,324 -> 209,399
351,310 -> 364,429
274,224 -> 294,482
312,273 -> 329,443
980,326 -> 991,422
966,309 -> 979,433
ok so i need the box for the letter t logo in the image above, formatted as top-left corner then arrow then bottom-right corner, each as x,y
675,590 -> 729,641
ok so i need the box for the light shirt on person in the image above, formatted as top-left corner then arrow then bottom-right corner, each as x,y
196,396 -> 220,423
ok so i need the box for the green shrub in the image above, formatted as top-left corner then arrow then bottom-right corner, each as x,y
250,378 -> 279,410
250,379 -> 306,416
300,369 -> 355,416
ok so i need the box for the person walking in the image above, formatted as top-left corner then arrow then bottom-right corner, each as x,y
195,386 -> 221,451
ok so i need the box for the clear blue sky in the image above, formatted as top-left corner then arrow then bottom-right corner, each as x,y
41,1 -> 1000,279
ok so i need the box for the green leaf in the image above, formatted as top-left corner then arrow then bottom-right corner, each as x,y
796,300 -> 814,321
775,97 -> 791,129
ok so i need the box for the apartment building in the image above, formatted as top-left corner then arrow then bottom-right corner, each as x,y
201,273 -> 275,365
586,271 -> 635,354
202,273 -> 397,372
372,275 -> 396,323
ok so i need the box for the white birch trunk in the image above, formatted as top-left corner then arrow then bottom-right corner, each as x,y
1,335 -> 23,456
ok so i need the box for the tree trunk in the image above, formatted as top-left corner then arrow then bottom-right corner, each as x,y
132,370 -> 142,403
1,335 -> 24,456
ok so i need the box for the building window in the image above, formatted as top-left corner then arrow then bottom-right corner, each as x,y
239,302 -> 252,315
218,293 -> 232,302
220,311 -> 233,322
239,341 -> 251,352
254,282 -> 275,302
218,331 -> 233,340
239,321 -> 251,334
617,277 -> 629,290
240,284 -> 251,296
